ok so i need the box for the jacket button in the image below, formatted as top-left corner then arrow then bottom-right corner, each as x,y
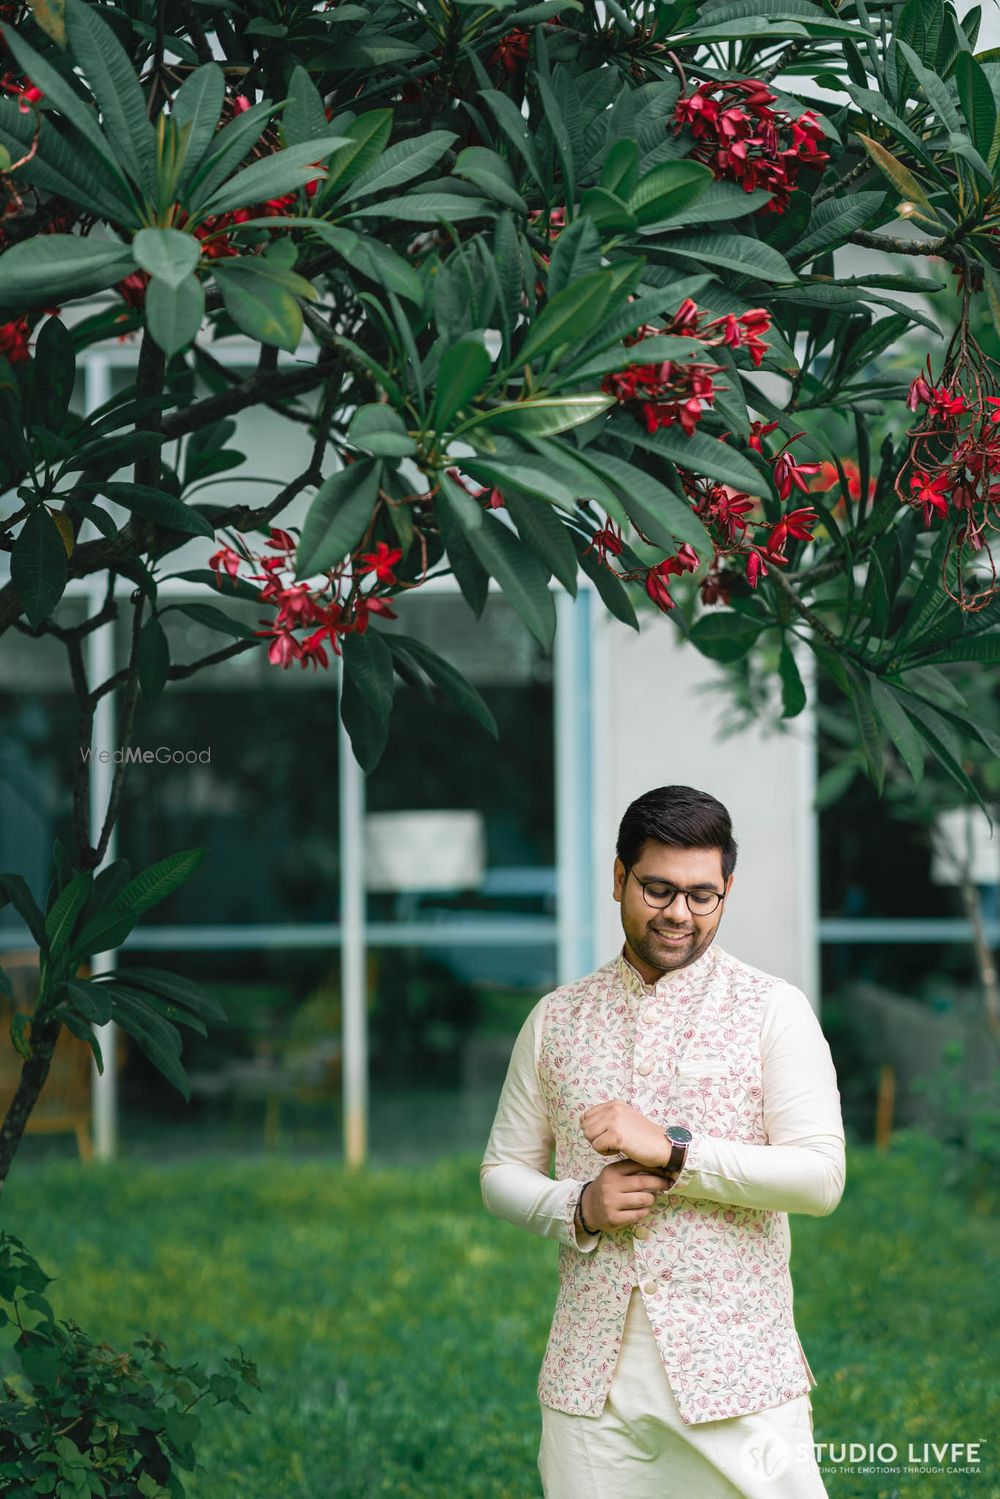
641,1279 -> 658,1297
640,1008 -> 656,1025
636,1060 -> 653,1076
634,1226 -> 649,1240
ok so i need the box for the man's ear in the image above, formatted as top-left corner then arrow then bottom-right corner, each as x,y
613,858 -> 626,903
722,874 -> 735,905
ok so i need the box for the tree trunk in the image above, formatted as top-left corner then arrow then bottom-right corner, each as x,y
0,1017 -> 62,1190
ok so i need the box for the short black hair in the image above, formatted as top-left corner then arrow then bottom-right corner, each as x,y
616,786 -> 738,883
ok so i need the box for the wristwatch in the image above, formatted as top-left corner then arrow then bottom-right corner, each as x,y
662,1124 -> 693,1173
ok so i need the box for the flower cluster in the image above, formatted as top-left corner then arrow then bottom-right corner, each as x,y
0,315 -> 30,363
489,28 -> 530,75
209,525 -> 402,670
897,344 -> 1000,609
602,300 -> 773,436
674,79 -> 829,212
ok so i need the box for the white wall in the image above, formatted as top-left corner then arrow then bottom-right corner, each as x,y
593,613 -> 819,1008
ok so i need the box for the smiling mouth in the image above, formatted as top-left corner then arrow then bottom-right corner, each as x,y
654,929 -> 692,940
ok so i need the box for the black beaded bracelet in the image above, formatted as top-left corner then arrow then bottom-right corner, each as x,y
577,1180 -> 600,1236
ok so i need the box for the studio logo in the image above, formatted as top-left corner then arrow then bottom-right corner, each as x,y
738,1430 -> 793,1483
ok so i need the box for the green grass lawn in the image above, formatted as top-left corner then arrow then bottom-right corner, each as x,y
1,1142 -> 997,1498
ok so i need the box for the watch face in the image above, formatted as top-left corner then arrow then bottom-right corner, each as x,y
667,1126 -> 693,1144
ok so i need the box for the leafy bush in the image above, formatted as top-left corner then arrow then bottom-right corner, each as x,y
0,1233 -> 259,1498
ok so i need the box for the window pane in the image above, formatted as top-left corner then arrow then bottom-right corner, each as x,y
116,601 -> 340,925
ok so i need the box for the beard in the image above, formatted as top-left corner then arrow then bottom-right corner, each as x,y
627,919 -> 714,975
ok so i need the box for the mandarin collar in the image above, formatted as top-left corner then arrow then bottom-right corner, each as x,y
616,940 -> 720,999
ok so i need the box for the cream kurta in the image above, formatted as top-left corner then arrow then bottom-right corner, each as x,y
480,940 -> 846,1428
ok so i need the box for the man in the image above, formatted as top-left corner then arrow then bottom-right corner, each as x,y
480,785 -> 845,1498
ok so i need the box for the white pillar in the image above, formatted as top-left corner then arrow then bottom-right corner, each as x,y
338,665 -> 368,1166
86,589 -> 119,1161
556,589 -> 596,984
83,355 -> 119,1162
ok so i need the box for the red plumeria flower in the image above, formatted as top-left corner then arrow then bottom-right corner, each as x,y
586,521 -> 625,566
358,540 -> 403,584
266,528 -> 297,552
767,506 -> 818,554
233,94 -> 252,114
909,470 -> 950,528
744,545 -> 788,588
771,436 -> 822,501
209,545 -> 244,582
489,27 -> 530,74
747,419 -> 779,454
907,373 -> 934,411
353,596 -> 398,634
645,568 -> 676,612
984,397 -> 1000,426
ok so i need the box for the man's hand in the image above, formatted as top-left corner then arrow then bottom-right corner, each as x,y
580,1100 -> 674,1169
579,1160 -> 677,1233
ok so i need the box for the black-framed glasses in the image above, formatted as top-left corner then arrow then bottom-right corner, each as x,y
624,867 -> 724,916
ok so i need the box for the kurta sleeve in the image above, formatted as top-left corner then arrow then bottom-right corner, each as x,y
480,996 -> 600,1252
665,981 -> 846,1216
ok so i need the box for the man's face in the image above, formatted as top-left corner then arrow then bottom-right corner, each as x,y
613,841 -> 733,982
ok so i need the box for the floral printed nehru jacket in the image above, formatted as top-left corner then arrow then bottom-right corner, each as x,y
480,941 -> 846,1425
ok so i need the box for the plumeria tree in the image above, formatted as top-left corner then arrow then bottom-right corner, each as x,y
0,0 -> 999,1155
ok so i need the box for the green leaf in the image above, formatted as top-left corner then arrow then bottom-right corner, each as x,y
44,871 -> 92,963
454,145 -> 527,212
955,51 -> 998,161
106,988 -> 190,1099
65,0 -> 155,193
348,192 -> 492,223
651,231 -> 795,283
132,228 -> 200,288
172,64 -> 226,196
639,181 -> 774,230
348,404 -> 415,458
688,612 -> 764,663
340,630 -> 395,772
172,602 -> 257,639
306,222 -> 423,303
117,848 -> 205,915
622,422 -> 765,496
896,689 -> 991,817
436,476 -> 489,615
0,873 -> 50,953
845,663 -> 885,794
918,633 -> 1000,664
99,483 -> 215,537
213,260 -> 307,353
480,89 -> 543,187
296,459 -> 381,575
32,315 -> 75,432
344,130 -> 457,202
66,907 -> 137,965
779,639 -> 807,718
137,617 -> 169,698
547,216 -> 601,300
319,109 -> 393,199
145,273 -> 205,357
600,138 -> 639,200
855,133 -> 938,218
517,273 -> 614,364
502,488 -> 578,593
627,160 -> 713,227
574,533 -> 639,629
466,513 -> 556,649
12,509 -> 68,628
184,97 -> 276,208
868,675 -> 924,783
468,394 -> 613,438
793,192 -> 884,263
199,137 -> 347,217
113,966 -> 226,1023
577,448 -> 712,553
385,634 -> 498,737
434,333 -> 492,427
0,235 -> 134,306
284,64 -> 329,147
